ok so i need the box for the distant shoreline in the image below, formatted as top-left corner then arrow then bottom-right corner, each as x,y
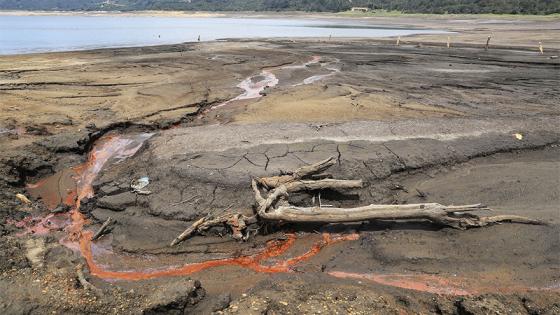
0,10 -> 558,20
1,11 -> 558,55
0,10 -> 228,17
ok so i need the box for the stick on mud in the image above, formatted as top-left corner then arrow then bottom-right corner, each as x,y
76,264 -> 101,293
170,216 -> 207,246
91,217 -> 114,241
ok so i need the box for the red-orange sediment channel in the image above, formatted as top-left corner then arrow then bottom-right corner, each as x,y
82,231 -> 358,281
328,271 -> 560,296
22,132 -> 360,281
328,271 -> 474,296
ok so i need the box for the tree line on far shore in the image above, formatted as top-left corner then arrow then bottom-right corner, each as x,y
0,0 -> 558,15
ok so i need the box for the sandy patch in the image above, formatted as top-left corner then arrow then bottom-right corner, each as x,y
234,84 -> 462,123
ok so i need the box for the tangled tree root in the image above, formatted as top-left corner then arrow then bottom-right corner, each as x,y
171,157 -> 543,246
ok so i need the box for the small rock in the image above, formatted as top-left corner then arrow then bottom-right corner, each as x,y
25,125 -> 51,136
51,204 -> 71,213
99,184 -> 122,196
36,132 -> 88,153
96,192 -> 136,211
79,197 -> 97,214
211,293 -> 231,312
142,280 -> 205,314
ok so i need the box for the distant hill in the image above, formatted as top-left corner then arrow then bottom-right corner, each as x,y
0,0 -> 558,14
0,0 -> 104,11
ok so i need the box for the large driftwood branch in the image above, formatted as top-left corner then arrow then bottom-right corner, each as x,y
252,158 -> 543,230
171,156 -> 543,244
258,203 -> 488,222
258,203 -> 542,229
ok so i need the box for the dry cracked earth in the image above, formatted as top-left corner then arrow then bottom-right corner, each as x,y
1,21 -> 560,315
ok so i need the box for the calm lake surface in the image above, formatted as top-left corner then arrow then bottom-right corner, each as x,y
0,14 -> 450,55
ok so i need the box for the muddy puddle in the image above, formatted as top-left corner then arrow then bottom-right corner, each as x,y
208,55 -> 340,112
21,133 -> 153,247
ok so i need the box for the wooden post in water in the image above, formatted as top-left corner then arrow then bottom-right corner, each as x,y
485,36 -> 491,51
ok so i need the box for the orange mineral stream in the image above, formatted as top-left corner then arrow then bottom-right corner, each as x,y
24,132 -> 359,281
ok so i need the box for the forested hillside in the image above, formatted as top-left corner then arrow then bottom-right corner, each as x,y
0,0 -> 558,14
352,0 -> 560,14
0,0 -> 103,11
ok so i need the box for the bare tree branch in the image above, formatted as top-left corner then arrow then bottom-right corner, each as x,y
257,156 -> 336,188
284,179 -> 363,192
170,216 -> 207,246
258,203 -> 543,229
170,157 -> 543,243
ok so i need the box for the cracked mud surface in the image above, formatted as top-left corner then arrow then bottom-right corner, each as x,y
1,16 -> 559,315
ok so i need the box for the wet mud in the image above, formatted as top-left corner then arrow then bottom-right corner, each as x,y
1,29 -> 559,314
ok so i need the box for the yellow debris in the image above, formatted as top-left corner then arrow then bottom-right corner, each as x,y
16,193 -> 32,204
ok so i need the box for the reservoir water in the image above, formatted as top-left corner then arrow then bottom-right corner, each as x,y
0,14 -> 450,55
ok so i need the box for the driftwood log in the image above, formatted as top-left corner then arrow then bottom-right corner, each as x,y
170,213 -> 258,246
171,157 -> 542,246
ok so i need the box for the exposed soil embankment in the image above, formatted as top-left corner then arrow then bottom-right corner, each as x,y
83,117 -> 559,279
1,29 -> 559,314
